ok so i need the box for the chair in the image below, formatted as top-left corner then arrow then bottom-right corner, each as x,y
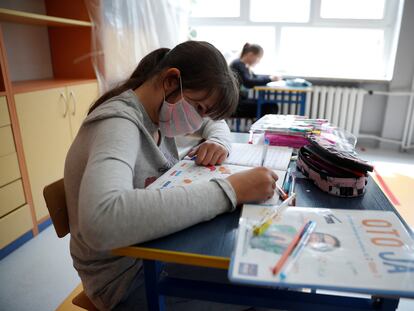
43,179 -> 98,311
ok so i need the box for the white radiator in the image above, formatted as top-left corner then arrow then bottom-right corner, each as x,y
306,86 -> 366,136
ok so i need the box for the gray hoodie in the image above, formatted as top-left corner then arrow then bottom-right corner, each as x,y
64,90 -> 237,310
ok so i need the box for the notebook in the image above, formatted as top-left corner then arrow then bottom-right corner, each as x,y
229,205 -> 414,298
147,144 -> 293,205
224,143 -> 292,170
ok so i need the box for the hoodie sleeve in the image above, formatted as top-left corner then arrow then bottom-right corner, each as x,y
195,118 -> 232,155
77,117 -> 235,251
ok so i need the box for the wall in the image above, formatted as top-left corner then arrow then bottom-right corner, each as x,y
380,0 -> 414,150
0,0 -> 53,81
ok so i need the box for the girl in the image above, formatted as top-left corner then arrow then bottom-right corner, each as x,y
230,43 -> 280,89
64,41 -> 278,310
230,43 -> 281,118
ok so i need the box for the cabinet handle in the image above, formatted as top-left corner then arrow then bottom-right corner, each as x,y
59,92 -> 68,117
69,90 -> 77,116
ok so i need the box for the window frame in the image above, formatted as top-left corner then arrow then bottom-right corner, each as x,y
189,0 -> 403,81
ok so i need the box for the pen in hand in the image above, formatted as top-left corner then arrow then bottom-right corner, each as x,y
261,137 -> 270,166
261,137 -> 288,200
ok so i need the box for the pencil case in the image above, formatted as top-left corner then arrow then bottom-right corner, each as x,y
307,135 -> 374,173
297,146 -> 368,197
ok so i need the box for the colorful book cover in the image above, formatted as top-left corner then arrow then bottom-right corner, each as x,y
229,206 -> 414,298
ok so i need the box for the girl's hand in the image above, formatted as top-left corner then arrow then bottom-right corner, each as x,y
187,140 -> 228,166
226,167 -> 278,204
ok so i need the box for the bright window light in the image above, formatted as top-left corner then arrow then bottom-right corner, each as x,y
320,0 -> 385,19
191,26 -> 276,74
279,27 -> 385,79
190,0 -> 240,17
250,0 -> 310,22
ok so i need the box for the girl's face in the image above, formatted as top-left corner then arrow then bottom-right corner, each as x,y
245,52 -> 263,67
166,88 -> 217,118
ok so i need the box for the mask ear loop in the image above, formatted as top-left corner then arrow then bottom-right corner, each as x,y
163,75 -> 182,103
179,75 -> 184,100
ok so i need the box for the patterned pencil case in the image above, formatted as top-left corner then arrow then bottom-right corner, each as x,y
297,145 -> 370,197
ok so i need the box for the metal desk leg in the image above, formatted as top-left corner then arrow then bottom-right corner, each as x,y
256,91 -> 264,119
143,260 -> 165,311
299,92 -> 306,116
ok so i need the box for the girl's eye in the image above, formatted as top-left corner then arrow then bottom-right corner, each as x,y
196,104 -> 204,114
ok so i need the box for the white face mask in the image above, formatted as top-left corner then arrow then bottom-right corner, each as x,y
158,77 -> 203,137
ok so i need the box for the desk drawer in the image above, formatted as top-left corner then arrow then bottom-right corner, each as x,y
0,97 -> 10,127
0,125 -> 15,157
0,179 -> 25,217
0,204 -> 32,249
0,153 -> 21,187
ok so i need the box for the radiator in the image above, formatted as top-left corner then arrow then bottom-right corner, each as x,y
306,86 -> 366,136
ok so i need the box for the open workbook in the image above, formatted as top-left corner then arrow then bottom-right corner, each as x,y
229,205 -> 414,298
147,143 -> 293,206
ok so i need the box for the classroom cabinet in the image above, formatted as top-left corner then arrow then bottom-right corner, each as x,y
0,0 -> 96,256
0,95 -> 32,249
15,82 -> 98,221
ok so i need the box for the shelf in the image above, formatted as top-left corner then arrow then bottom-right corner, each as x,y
0,8 -> 92,27
12,79 -> 97,94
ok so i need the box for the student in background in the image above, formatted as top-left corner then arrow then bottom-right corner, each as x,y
230,43 -> 281,117
230,43 -> 280,89
64,41 -> 278,310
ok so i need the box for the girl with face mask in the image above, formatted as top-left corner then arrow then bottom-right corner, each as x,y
64,41 -> 278,310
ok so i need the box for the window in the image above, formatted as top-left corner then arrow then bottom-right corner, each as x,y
279,27 -> 384,79
189,0 -> 403,80
190,0 -> 240,17
320,0 -> 385,19
190,26 -> 276,73
250,0 -> 310,22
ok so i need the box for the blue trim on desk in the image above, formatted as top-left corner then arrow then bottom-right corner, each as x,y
0,230 -> 34,260
38,217 -> 52,233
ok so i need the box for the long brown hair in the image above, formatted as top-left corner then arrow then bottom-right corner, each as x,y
89,41 -> 239,120
240,43 -> 264,58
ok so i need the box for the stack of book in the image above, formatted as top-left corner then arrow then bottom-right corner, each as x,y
249,115 -> 329,148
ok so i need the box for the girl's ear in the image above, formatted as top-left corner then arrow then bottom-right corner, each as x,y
161,68 -> 181,92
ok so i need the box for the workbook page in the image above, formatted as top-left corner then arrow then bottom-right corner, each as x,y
225,143 -> 292,171
147,159 -> 286,206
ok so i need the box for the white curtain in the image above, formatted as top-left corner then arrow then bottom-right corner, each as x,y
87,0 -> 189,92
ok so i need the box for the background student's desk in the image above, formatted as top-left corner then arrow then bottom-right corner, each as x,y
112,133 -> 412,311
253,85 -> 312,118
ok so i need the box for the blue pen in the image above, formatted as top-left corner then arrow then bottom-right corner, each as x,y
279,221 -> 317,280
260,137 -> 270,166
283,168 -> 292,194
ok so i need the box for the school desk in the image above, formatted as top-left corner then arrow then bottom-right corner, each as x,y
112,168 -> 412,310
253,85 -> 312,118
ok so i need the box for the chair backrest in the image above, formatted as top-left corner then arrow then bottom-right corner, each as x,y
43,178 -> 70,238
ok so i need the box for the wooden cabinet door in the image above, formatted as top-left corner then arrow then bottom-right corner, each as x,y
15,88 -> 72,221
67,82 -> 98,139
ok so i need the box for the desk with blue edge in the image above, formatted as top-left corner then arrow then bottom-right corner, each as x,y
253,85 -> 312,118
112,148 -> 412,311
